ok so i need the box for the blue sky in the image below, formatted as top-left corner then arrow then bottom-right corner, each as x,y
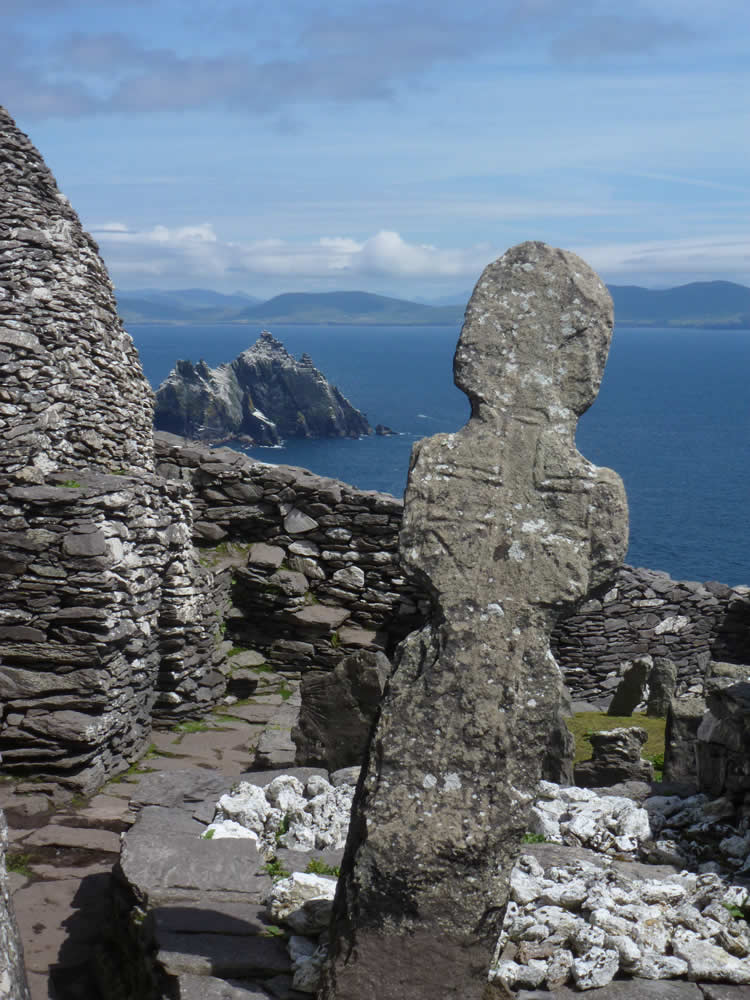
4,0 -> 749,299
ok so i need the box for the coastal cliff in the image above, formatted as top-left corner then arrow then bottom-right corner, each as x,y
153,330 -> 372,444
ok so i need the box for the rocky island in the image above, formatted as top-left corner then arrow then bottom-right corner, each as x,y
153,331 -> 372,445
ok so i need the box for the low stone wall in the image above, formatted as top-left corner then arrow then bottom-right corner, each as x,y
0,468 -> 226,792
155,433 -> 749,701
155,433 -> 428,672
552,567 -> 750,705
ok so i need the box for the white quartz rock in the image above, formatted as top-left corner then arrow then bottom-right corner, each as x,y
201,820 -> 259,843
215,782 -> 270,832
672,927 -> 750,983
266,871 -> 337,934
571,946 -> 620,990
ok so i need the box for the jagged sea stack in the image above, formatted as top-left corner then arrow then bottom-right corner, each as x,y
322,242 -> 629,998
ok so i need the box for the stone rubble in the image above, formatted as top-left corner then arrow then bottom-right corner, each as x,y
208,772 -> 354,857
491,851 -> 750,992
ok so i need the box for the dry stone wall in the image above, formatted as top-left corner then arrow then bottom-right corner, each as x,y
156,432 -> 748,705
553,567 -> 750,705
0,106 -> 153,479
0,107 -> 226,792
155,432 -> 428,672
0,469 -> 225,791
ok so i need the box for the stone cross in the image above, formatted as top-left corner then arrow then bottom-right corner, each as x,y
322,241 -> 628,998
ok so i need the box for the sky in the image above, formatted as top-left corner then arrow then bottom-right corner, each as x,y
3,0 -> 749,300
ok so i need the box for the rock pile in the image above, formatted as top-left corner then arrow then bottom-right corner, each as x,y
154,331 -> 371,444
492,849 -> 750,992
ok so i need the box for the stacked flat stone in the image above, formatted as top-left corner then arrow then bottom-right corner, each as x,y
554,569 -> 750,705
0,106 -> 153,478
155,432 -> 428,670
0,107 -> 227,790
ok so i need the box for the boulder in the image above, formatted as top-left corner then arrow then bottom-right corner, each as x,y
647,657 -> 678,717
663,697 -> 706,784
322,242 -> 628,999
574,727 -> 654,788
607,656 -> 652,716
292,651 -> 390,770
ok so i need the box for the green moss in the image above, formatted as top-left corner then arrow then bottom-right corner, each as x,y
61,479 -> 82,488
330,631 -> 340,648
279,683 -> 293,701
202,828 -> 215,840
521,833 -> 546,844
566,712 -> 667,766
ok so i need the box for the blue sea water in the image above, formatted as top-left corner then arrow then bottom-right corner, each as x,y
131,322 -> 750,587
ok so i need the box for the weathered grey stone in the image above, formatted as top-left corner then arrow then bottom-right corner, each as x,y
0,810 -> 31,1000
608,655 -> 652,716
664,697 -> 706,784
574,727 -> 654,787
293,651 -> 391,770
648,657 -> 678,716
322,242 -> 628,999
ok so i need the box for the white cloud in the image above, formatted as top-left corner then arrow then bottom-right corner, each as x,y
92,221 -> 750,292
93,223 -> 498,284
579,235 -> 750,285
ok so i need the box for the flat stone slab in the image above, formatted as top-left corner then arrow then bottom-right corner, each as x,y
700,989 -> 750,1000
20,823 -> 121,853
219,703 -> 277,724
130,769 -> 231,813
289,605 -> 350,629
119,806 -> 272,905
227,650 -> 268,668
518,982 -> 704,999
152,901 -> 271,937
177,974 -> 273,1000
158,931 -> 291,977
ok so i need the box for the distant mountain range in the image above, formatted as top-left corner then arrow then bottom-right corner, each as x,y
115,281 -> 750,329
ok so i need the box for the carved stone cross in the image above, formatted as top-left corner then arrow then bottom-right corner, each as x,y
322,242 -> 628,999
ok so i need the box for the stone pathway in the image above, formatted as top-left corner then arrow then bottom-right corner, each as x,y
2,665 -> 297,1000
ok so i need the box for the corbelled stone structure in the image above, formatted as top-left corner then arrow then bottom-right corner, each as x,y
0,107 -> 226,790
0,107 -> 153,478
322,242 -> 628,998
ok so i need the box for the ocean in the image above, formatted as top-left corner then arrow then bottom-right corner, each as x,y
131,322 -> 750,588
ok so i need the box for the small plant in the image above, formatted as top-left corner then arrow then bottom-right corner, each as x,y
723,902 -> 749,922
6,852 -> 33,877
201,828 -> 215,840
264,857 -> 291,881
172,719 -> 211,735
646,751 -> 665,781
279,683 -> 293,701
521,832 -> 546,844
227,646 -> 246,658
305,858 -> 341,877
60,479 -> 82,489
262,924 -> 286,937
275,813 -> 291,845
330,631 -> 340,648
